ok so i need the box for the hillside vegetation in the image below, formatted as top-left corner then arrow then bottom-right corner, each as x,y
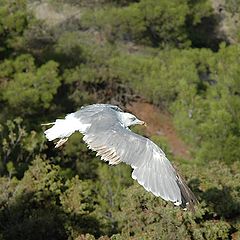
0,0 -> 240,239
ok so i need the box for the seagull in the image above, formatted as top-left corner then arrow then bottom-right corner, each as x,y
43,104 -> 197,211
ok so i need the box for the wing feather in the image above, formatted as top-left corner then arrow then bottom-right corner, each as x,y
77,105 -> 197,209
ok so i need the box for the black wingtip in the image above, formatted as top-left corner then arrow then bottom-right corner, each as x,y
176,172 -> 198,212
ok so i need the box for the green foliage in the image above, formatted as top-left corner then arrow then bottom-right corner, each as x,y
60,40 -> 122,106
118,184 -> 191,239
185,161 -> 240,220
0,0 -> 32,55
0,54 -> 61,114
0,158 -> 98,239
187,0 -> 213,25
0,118 -> 45,178
83,0 -> 190,47
54,32 -> 88,68
224,0 -> 240,16
172,45 -> 240,164
48,0 -> 139,8
61,132 -> 99,179
150,135 -> 173,158
93,163 -> 133,235
109,48 -> 202,105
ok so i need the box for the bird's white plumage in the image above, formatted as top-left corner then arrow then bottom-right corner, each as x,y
44,113 -> 90,141
43,104 -> 197,210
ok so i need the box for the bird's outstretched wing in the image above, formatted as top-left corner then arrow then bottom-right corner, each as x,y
79,106 -> 197,210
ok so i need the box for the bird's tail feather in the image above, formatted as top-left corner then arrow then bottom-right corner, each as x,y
43,114 -> 83,147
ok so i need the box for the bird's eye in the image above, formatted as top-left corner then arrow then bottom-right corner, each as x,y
130,117 -> 136,121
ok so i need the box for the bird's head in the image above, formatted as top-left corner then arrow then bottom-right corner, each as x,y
118,112 -> 146,127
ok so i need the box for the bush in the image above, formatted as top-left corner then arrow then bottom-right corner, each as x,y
0,54 -> 61,114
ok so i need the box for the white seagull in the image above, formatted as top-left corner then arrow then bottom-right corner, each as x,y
43,104 -> 197,210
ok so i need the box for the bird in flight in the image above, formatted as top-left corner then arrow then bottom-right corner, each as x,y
43,104 -> 197,211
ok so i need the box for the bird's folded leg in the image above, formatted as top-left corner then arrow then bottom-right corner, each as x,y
55,138 -> 68,148
41,122 -> 55,126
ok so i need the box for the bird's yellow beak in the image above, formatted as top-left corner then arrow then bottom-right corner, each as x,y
139,120 -> 147,127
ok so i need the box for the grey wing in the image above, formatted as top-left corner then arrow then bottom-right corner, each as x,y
74,104 -> 123,126
80,110 -> 197,209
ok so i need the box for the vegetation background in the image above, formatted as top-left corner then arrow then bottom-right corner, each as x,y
0,0 -> 240,239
